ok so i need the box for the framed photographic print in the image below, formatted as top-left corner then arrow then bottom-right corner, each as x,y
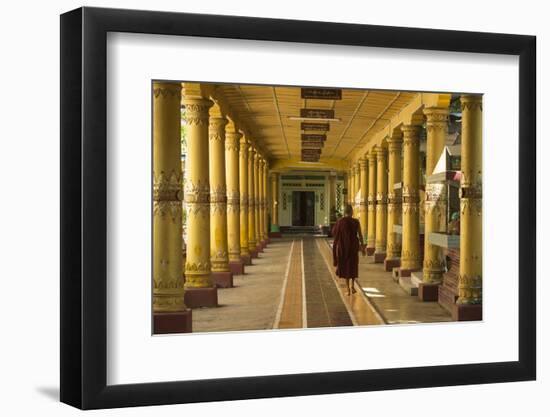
60,6 -> 536,410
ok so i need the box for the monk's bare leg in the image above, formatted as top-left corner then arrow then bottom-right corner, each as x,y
346,279 -> 351,296
351,278 -> 357,294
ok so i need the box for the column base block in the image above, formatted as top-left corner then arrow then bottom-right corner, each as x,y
229,260 -> 245,275
250,249 -> 258,258
268,232 -> 282,238
398,276 -> 418,296
241,254 -> 252,265
396,267 -> 419,278
256,244 -> 264,253
384,258 -> 400,271
374,252 -> 386,263
184,287 -> 218,308
452,303 -> 482,321
366,246 -> 375,256
418,282 -> 441,302
211,271 -> 233,288
153,310 -> 192,334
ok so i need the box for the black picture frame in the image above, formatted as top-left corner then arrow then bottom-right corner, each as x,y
60,6 -> 536,410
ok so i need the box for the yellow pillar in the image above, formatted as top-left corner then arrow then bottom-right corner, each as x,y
359,158 -> 368,239
329,173 -> 337,222
208,109 -> 232,288
248,145 -> 258,257
366,151 -> 377,254
400,124 -> 421,273
254,151 -> 262,251
348,168 -> 354,206
271,172 -> 280,229
152,82 -> 191,333
374,146 -> 388,263
354,162 -> 361,218
263,162 -> 269,240
239,136 -> 251,264
455,95 -> 482,319
182,84 -> 217,307
384,132 -> 403,271
422,106 -> 449,284
259,158 -> 267,245
225,120 -> 244,275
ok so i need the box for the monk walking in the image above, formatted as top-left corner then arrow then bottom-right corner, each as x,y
332,204 -> 366,295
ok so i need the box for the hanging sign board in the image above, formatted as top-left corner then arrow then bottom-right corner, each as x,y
300,109 -> 335,119
301,88 -> 342,100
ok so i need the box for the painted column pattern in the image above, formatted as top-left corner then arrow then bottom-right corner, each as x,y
423,106 -> 449,283
247,145 -> 257,255
359,158 -> 368,239
271,172 -> 279,228
329,173 -> 337,222
208,112 -> 230,275
457,95 -> 483,305
225,121 -> 242,267
152,82 -> 186,314
254,152 -> 261,249
182,91 -> 214,288
366,151 -> 377,252
354,162 -> 361,218
259,158 -> 267,243
374,146 -> 388,260
386,133 -> 403,260
263,162 -> 269,239
239,136 -> 250,262
400,124 -> 421,271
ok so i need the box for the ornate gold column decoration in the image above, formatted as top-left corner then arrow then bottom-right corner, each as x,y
366,151 -> 377,254
374,146 -> 388,263
254,151 -> 262,252
329,173 -> 337,222
239,136 -> 251,265
225,121 -> 244,275
455,95 -> 482,320
247,145 -> 258,257
152,82 -> 192,333
422,107 -> 449,284
259,158 -> 267,246
348,166 -> 355,208
208,110 -> 232,288
354,162 -> 361,218
359,158 -> 368,239
182,84 -> 218,308
271,172 -> 280,230
263,161 -> 269,241
384,132 -> 403,271
399,124 -> 421,273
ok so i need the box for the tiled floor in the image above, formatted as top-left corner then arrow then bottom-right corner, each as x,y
192,235 -> 452,333
354,250 -> 453,325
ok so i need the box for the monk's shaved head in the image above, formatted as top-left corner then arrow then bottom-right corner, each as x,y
344,204 -> 353,216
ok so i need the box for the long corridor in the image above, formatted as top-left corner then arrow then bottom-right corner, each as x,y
192,236 -> 451,333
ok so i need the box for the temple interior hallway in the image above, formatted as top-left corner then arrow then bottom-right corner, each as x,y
192,236 -> 452,333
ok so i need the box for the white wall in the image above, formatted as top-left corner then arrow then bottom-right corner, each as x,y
0,1 -> 546,416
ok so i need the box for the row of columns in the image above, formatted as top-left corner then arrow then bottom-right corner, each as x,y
152,82 -> 271,333
346,95 -> 482,311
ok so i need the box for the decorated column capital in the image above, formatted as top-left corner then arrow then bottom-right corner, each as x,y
182,96 -> 213,126
424,106 -> 449,133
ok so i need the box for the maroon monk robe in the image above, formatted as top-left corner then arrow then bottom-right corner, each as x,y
332,216 -> 362,278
